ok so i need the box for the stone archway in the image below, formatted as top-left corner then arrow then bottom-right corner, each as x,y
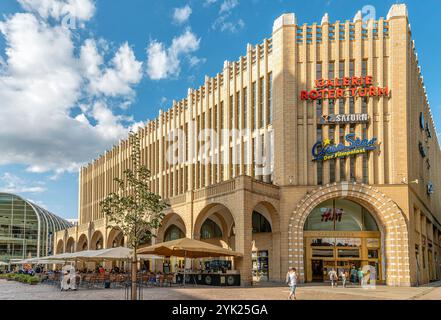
157,212 -> 187,243
90,231 -> 104,250
288,182 -> 410,286
194,203 -> 236,250
66,237 -> 75,253
251,201 -> 281,282
56,239 -> 64,254
107,228 -> 124,248
77,234 -> 88,252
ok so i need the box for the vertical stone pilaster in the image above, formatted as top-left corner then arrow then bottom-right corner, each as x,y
272,13 -> 298,186
388,6 -> 410,184
233,177 -> 253,286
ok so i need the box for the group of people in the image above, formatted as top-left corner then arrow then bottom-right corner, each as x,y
286,265 -> 376,300
328,266 -> 372,288
60,266 -> 78,291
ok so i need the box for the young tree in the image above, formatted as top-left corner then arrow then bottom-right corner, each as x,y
100,131 -> 169,300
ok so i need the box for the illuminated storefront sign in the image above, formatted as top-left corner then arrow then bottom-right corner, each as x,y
320,113 -> 369,125
300,76 -> 390,101
320,207 -> 344,222
312,133 -> 378,162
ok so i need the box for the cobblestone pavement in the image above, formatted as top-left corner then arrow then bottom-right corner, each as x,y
1,279 -> 440,300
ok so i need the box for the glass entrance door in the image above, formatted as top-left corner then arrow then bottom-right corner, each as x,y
252,251 -> 269,282
311,260 -> 324,282
304,234 -> 382,283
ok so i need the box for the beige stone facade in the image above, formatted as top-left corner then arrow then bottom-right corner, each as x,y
55,4 -> 441,287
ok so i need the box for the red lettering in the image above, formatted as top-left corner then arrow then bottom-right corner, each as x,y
301,91 -> 309,100
326,79 -> 334,87
328,89 -> 336,99
377,87 -> 390,97
359,88 -> 367,97
351,76 -> 360,86
319,90 -> 327,99
310,90 -> 319,100
343,77 -> 350,86
336,89 -> 344,98
334,78 -> 342,87
350,88 -> 358,97
369,86 -> 377,96
365,76 -> 373,86
316,79 -> 325,88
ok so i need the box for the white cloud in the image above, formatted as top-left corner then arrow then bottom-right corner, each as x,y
18,0 -> 96,22
79,38 -> 103,79
212,0 -> 244,33
173,5 -> 192,24
83,41 -> 143,97
188,55 -> 207,67
213,16 -> 244,33
219,0 -> 239,14
0,173 -> 46,194
204,0 -> 218,6
91,101 -> 132,141
26,198 -> 48,209
146,29 -> 201,80
0,7 -> 144,174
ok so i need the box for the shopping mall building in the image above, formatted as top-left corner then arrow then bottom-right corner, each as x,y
55,4 -> 441,287
0,193 -> 72,263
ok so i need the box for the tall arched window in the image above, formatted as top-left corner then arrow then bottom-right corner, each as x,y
252,211 -> 272,233
164,225 -> 185,242
201,219 -> 223,240
304,199 -> 379,231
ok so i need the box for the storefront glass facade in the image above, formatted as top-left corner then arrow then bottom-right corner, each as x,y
304,199 -> 382,283
0,193 -> 72,262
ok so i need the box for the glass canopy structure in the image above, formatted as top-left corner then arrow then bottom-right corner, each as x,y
0,193 -> 72,263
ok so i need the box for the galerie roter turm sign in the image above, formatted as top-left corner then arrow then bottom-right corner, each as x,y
301,76 -> 390,101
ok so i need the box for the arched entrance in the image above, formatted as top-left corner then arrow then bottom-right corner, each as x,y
194,203 -> 235,250
77,234 -> 88,252
251,201 -> 280,283
56,240 -> 64,254
288,182 -> 411,286
156,213 -> 188,273
158,212 -> 187,243
164,225 -> 185,242
90,231 -> 104,250
303,198 -> 382,283
193,203 -> 236,273
66,237 -> 75,253
107,228 -> 125,248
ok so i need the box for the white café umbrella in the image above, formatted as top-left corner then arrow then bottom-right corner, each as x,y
12,258 -> 67,265
39,252 -> 77,261
0,262 -> 8,266
44,247 -> 161,262
80,247 -> 161,261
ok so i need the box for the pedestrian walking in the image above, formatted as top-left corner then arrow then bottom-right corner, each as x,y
329,269 -> 338,288
350,266 -> 357,284
358,268 -> 364,286
286,267 -> 299,300
340,270 -> 347,288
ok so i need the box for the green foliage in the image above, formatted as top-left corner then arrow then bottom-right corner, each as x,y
100,131 -> 169,252
0,273 -> 40,284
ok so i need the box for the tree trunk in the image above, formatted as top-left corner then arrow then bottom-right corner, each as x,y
131,251 -> 138,300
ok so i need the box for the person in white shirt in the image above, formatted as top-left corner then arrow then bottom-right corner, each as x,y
329,269 -> 338,288
340,270 -> 347,288
286,267 -> 299,300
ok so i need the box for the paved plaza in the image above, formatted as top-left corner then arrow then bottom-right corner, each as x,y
1,279 -> 441,300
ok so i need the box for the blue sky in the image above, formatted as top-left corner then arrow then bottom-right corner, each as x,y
0,0 -> 440,220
